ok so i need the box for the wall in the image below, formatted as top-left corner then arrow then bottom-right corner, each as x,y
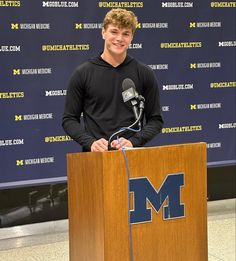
0,0 -> 235,227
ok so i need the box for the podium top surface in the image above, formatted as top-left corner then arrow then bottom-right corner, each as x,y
67,142 -> 206,156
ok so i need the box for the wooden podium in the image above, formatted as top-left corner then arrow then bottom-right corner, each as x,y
67,143 -> 208,261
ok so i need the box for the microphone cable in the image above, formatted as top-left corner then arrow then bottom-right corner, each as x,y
117,137 -> 134,261
108,105 -> 144,151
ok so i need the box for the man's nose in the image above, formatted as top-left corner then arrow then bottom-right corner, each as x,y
116,33 -> 123,41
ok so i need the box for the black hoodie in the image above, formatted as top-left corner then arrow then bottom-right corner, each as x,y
62,54 -> 163,151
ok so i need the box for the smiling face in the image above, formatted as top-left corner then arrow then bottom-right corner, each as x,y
102,24 -> 133,58
101,9 -> 138,64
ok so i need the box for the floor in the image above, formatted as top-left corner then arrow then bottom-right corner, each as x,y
0,199 -> 235,261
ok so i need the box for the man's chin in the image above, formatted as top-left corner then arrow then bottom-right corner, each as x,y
112,48 -> 126,55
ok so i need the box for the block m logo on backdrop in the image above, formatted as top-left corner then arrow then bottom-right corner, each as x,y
129,173 -> 185,224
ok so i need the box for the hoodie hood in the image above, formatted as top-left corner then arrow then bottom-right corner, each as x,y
89,54 -> 134,68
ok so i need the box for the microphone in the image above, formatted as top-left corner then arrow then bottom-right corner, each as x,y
107,79 -> 145,151
122,78 -> 140,125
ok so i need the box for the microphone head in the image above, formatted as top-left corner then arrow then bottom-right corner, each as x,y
122,78 -> 136,91
121,78 -> 138,103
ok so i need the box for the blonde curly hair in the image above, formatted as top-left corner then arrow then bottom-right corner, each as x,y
102,8 -> 138,34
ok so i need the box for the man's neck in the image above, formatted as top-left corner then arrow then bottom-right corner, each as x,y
101,52 -> 126,67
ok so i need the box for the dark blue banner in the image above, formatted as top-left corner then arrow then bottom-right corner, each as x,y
0,0 -> 235,188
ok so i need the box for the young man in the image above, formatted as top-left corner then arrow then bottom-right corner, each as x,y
62,8 -> 163,152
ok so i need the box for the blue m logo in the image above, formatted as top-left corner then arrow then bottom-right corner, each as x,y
129,173 -> 185,224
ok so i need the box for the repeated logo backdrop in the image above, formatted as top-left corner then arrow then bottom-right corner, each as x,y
0,1 -> 235,187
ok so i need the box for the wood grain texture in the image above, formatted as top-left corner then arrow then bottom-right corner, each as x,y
67,143 -> 208,261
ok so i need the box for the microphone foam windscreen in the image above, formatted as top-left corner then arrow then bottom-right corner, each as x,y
122,78 -> 136,91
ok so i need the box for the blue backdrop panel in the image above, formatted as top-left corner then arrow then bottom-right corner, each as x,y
0,0 -> 235,187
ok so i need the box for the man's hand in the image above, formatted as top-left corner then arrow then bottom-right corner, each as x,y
91,138 -> 108,152
111,137 -> 133,150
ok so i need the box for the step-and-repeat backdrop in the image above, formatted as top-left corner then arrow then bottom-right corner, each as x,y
0,0 -> 235,188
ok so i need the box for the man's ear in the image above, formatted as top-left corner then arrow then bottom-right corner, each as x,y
102,28 -> 105,40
